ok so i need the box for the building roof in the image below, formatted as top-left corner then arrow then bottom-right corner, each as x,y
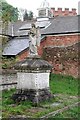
3,37 -> 29,55
19,20 -> 51,30
1,15 -> 80,37
41,15 -> 80,35
17,16 -> 80,36
1,21 -> 31,36
2,15 -> 80,56
3,36 -> 45,56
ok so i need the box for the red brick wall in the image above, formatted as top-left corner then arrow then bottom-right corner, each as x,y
51,8 -> 77,17
46,35 -> 78,46
39,34 -> 79,78
17,49 -> 29,61
38,34 -> 78,56
38,37 -> 47,56
17,34 -> 79,59
42,42 -> 79,78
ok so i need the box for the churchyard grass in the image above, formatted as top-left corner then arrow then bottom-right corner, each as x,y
2,74 -> 79,118
50,73 -> 78,96
52,106 -> 79,118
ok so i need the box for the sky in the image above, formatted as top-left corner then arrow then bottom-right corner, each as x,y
6,0 -> 80,16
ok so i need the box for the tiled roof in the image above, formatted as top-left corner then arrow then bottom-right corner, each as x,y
3,36 -> 45,56
1,16 -> 80,36
1,21 -> 31,36
41,15 -> 80,35
19,20 -> 51,30
3,37 -> 29,55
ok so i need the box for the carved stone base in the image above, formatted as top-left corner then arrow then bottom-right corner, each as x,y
12,88 -> 54,105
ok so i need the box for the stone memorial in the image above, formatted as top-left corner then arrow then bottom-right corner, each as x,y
12,23 -> 53,105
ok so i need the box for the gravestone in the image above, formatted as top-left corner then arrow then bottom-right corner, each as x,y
12,23 -> 53,105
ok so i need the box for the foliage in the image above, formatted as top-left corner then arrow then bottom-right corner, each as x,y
0,0 -> 6,3
2,36 -> 9,48
2,56 -> 16,69
28,11 -> 33,20
23,10 -> 33,21
23,10 -> 28,21
1,1 -> 18,23
1,1 -> 18,35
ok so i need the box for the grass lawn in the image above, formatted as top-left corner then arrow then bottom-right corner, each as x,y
50,74 -> 79,95
53,105 -> 79,118
2,74 -> 79,119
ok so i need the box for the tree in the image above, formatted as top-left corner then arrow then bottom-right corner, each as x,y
2,2 -> 18,23
23,10 -> 33,21
23,10 -> 28,21
28,11 -> 33,20
0,0 -> 6,2
1,1 -> 18,34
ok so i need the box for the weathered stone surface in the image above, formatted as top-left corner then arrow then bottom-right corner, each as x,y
14,56 -> 52,71
12,56 -> 53,104
1,70 -> 17,90
17,72 -> 50,89
12,88 -> 53,105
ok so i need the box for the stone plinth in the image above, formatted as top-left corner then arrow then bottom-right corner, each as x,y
12,56 -> 53,104
17,72 -> 50,90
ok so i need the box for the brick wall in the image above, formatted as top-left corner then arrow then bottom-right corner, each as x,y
17,34 -> 79,59
42,42 -> 79,78
45,34 -> 78,46
51,8 -> 77,17
17,48 -> 29,61
38,34 -> 79,56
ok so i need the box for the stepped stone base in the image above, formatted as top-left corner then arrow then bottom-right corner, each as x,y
12,88 -> 53,105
